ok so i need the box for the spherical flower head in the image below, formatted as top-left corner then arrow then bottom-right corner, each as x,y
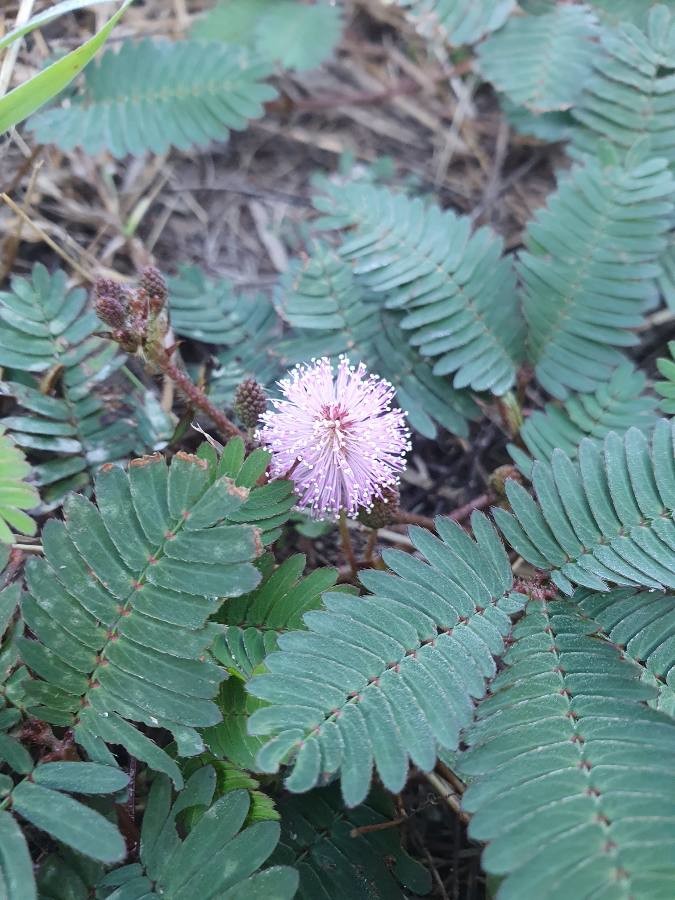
258,357 -> 411,519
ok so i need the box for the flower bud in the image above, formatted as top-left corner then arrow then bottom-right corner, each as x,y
234,378 -> 268,429
139,266 -> 167,313
357,485 -> 400,529
95,293 -> 127,330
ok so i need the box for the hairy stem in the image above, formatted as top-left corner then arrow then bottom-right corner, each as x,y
154,349 -> 243,440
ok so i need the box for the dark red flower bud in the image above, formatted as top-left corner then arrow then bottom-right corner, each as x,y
139,266 -> 167,313
95,294 -> 127,330
234,378 -> 268,429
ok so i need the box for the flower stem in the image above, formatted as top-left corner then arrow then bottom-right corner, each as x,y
154,349 -> 243,441
339,511 -> 358,579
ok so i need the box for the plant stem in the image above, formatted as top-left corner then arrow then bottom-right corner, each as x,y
392,493 -> 491,532
339,511 -> 358,579
364,529 -> 378,565
155,349 -> 243,441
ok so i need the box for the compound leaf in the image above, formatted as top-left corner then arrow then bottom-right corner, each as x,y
29,39 -> 276,157
494,420 -> 675,595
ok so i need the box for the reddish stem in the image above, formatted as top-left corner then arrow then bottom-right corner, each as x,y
156,351 -> 243,441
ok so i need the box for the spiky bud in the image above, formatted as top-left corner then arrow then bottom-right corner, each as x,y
489,464 -> 522,499
94,277 -> 124,302
95,293 -> 127,330
139,266 -> 167,313
234,378 -> 268,429
357,485 -> 400,529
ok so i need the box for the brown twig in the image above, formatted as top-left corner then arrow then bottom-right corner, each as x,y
392,494 -> 490,532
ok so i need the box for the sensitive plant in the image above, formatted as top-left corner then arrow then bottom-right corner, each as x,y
2,2 -> 675,900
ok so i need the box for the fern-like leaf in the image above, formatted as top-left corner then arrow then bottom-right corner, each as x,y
248,512 -> 525,806
572,6 -> 675,168
574,586 -> 675,715
0,265 -> 141,502
97,766 -> 298,899
205,554 -> 341,769
478,5 -> 598,113
313,182 -> 524,395
271,784 -> 432,898
0,691 -> 128,897
509,362 -> 659,475
520,156 -> 674,399
459,598 -> 675,899
494,420 -> 675,595
29,39 -> 277,157
278,244 -> 479,438
656,340 -> 675,414
590,0 -> 675,28
20,447 -> 293,785
395,0 -> 516,45
0,428 -> 38,544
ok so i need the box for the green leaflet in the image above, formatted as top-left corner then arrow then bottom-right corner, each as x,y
20,446 -> 292,781
249,512 -> 526,806
478,5 -> 599,113
459,598 -> 675,899
313,183 -> 525,396
277,244 -> 479,438
97,768 -> 298,899
29,38 -> 277,157
572,6 -> 675,168
0,429 -> 38,544
521,156 -> 674,399
656,341 -> 675,414
395,0 -> 516,45
0,264 -> 145,504
574,586 -> 675,715
206,554 -> 341,770
494,420 -> 675,595
509,362 -> 659,476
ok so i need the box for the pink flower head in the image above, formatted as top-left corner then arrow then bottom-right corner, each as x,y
258,357 -> 411,519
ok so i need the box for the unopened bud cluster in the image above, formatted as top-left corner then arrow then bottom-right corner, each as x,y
234,378 -> 268,429
94,266 -> 169,356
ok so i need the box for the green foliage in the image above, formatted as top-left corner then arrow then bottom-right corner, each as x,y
205,554 -> 340,769
478,5 -> 598,113
574,586 -> 675,715
313,181 -> 524,395
271,784 -> 432,898
0,0 -> 133,133
0,429 -> 38,544
0,692 -> 128,897
459,598 -> 675,900
0,265 -> 143,503
248,512 -> 525,806
509,362 -> 659,476
20,447 -> 292,784
656,340 -> 675,414
396,0 -> 516,45
166,264 -> 283,408
29,38 -> 276,157
572,6 -> 675,168
278,244 -> 479,438
191,0 -> 343,72
520,155 -> 674,399
97,766 -> 298,899
494,420 -> 675,595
